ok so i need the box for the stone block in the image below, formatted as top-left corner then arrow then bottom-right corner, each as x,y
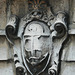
11,0 -> 28,18
0,36 -> 13,60
0,0 -> 6,29
61,35 -> 75,61
60,61 -> 75,75
49,0 -> 69,14
0,61 -> 16,75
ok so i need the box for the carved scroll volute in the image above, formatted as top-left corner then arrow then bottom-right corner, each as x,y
48,12 -> 68,75
5,15 -> 19,44
50,12 -> 68,39
5,15 -> 26,75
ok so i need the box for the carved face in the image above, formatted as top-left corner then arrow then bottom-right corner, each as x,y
23,21 -> 52,65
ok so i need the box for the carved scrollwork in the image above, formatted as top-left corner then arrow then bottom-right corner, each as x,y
48,64 -> 57,75
5,15 -> 19,44
48,12 -> 68,75
50,12 -> 68,39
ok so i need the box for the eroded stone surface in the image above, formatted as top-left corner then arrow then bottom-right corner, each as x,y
11,0 -> 28,18
60,62 -> 75,75
0,36 -> 13,60
0,0 -> 6,29
49,0 -> 69,14
61,35 -> 75,61
0,61 -> 16,75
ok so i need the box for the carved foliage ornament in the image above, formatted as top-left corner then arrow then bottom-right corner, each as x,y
5,0 -> 68,75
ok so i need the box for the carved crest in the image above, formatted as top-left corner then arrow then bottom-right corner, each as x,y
5,0 -> 68,75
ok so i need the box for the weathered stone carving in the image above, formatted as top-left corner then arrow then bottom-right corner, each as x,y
48,11 -> 68,75
5,0 -> 68,75
5,15 -> 19,44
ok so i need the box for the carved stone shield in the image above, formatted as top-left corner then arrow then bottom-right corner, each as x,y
5,0 -> 68,75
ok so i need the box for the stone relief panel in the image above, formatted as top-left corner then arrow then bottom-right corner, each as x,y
5,0 -> 68,75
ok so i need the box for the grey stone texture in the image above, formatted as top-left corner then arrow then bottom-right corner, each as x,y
0,36 -> 14,60
0,61 -> 16,75
60,62 -> 75,75
0,0 -> 75,75
0,0 -> 6,29
61,35 -> 75,61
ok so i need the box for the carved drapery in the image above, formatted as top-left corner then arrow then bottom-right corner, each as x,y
5,0 -> 68,75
